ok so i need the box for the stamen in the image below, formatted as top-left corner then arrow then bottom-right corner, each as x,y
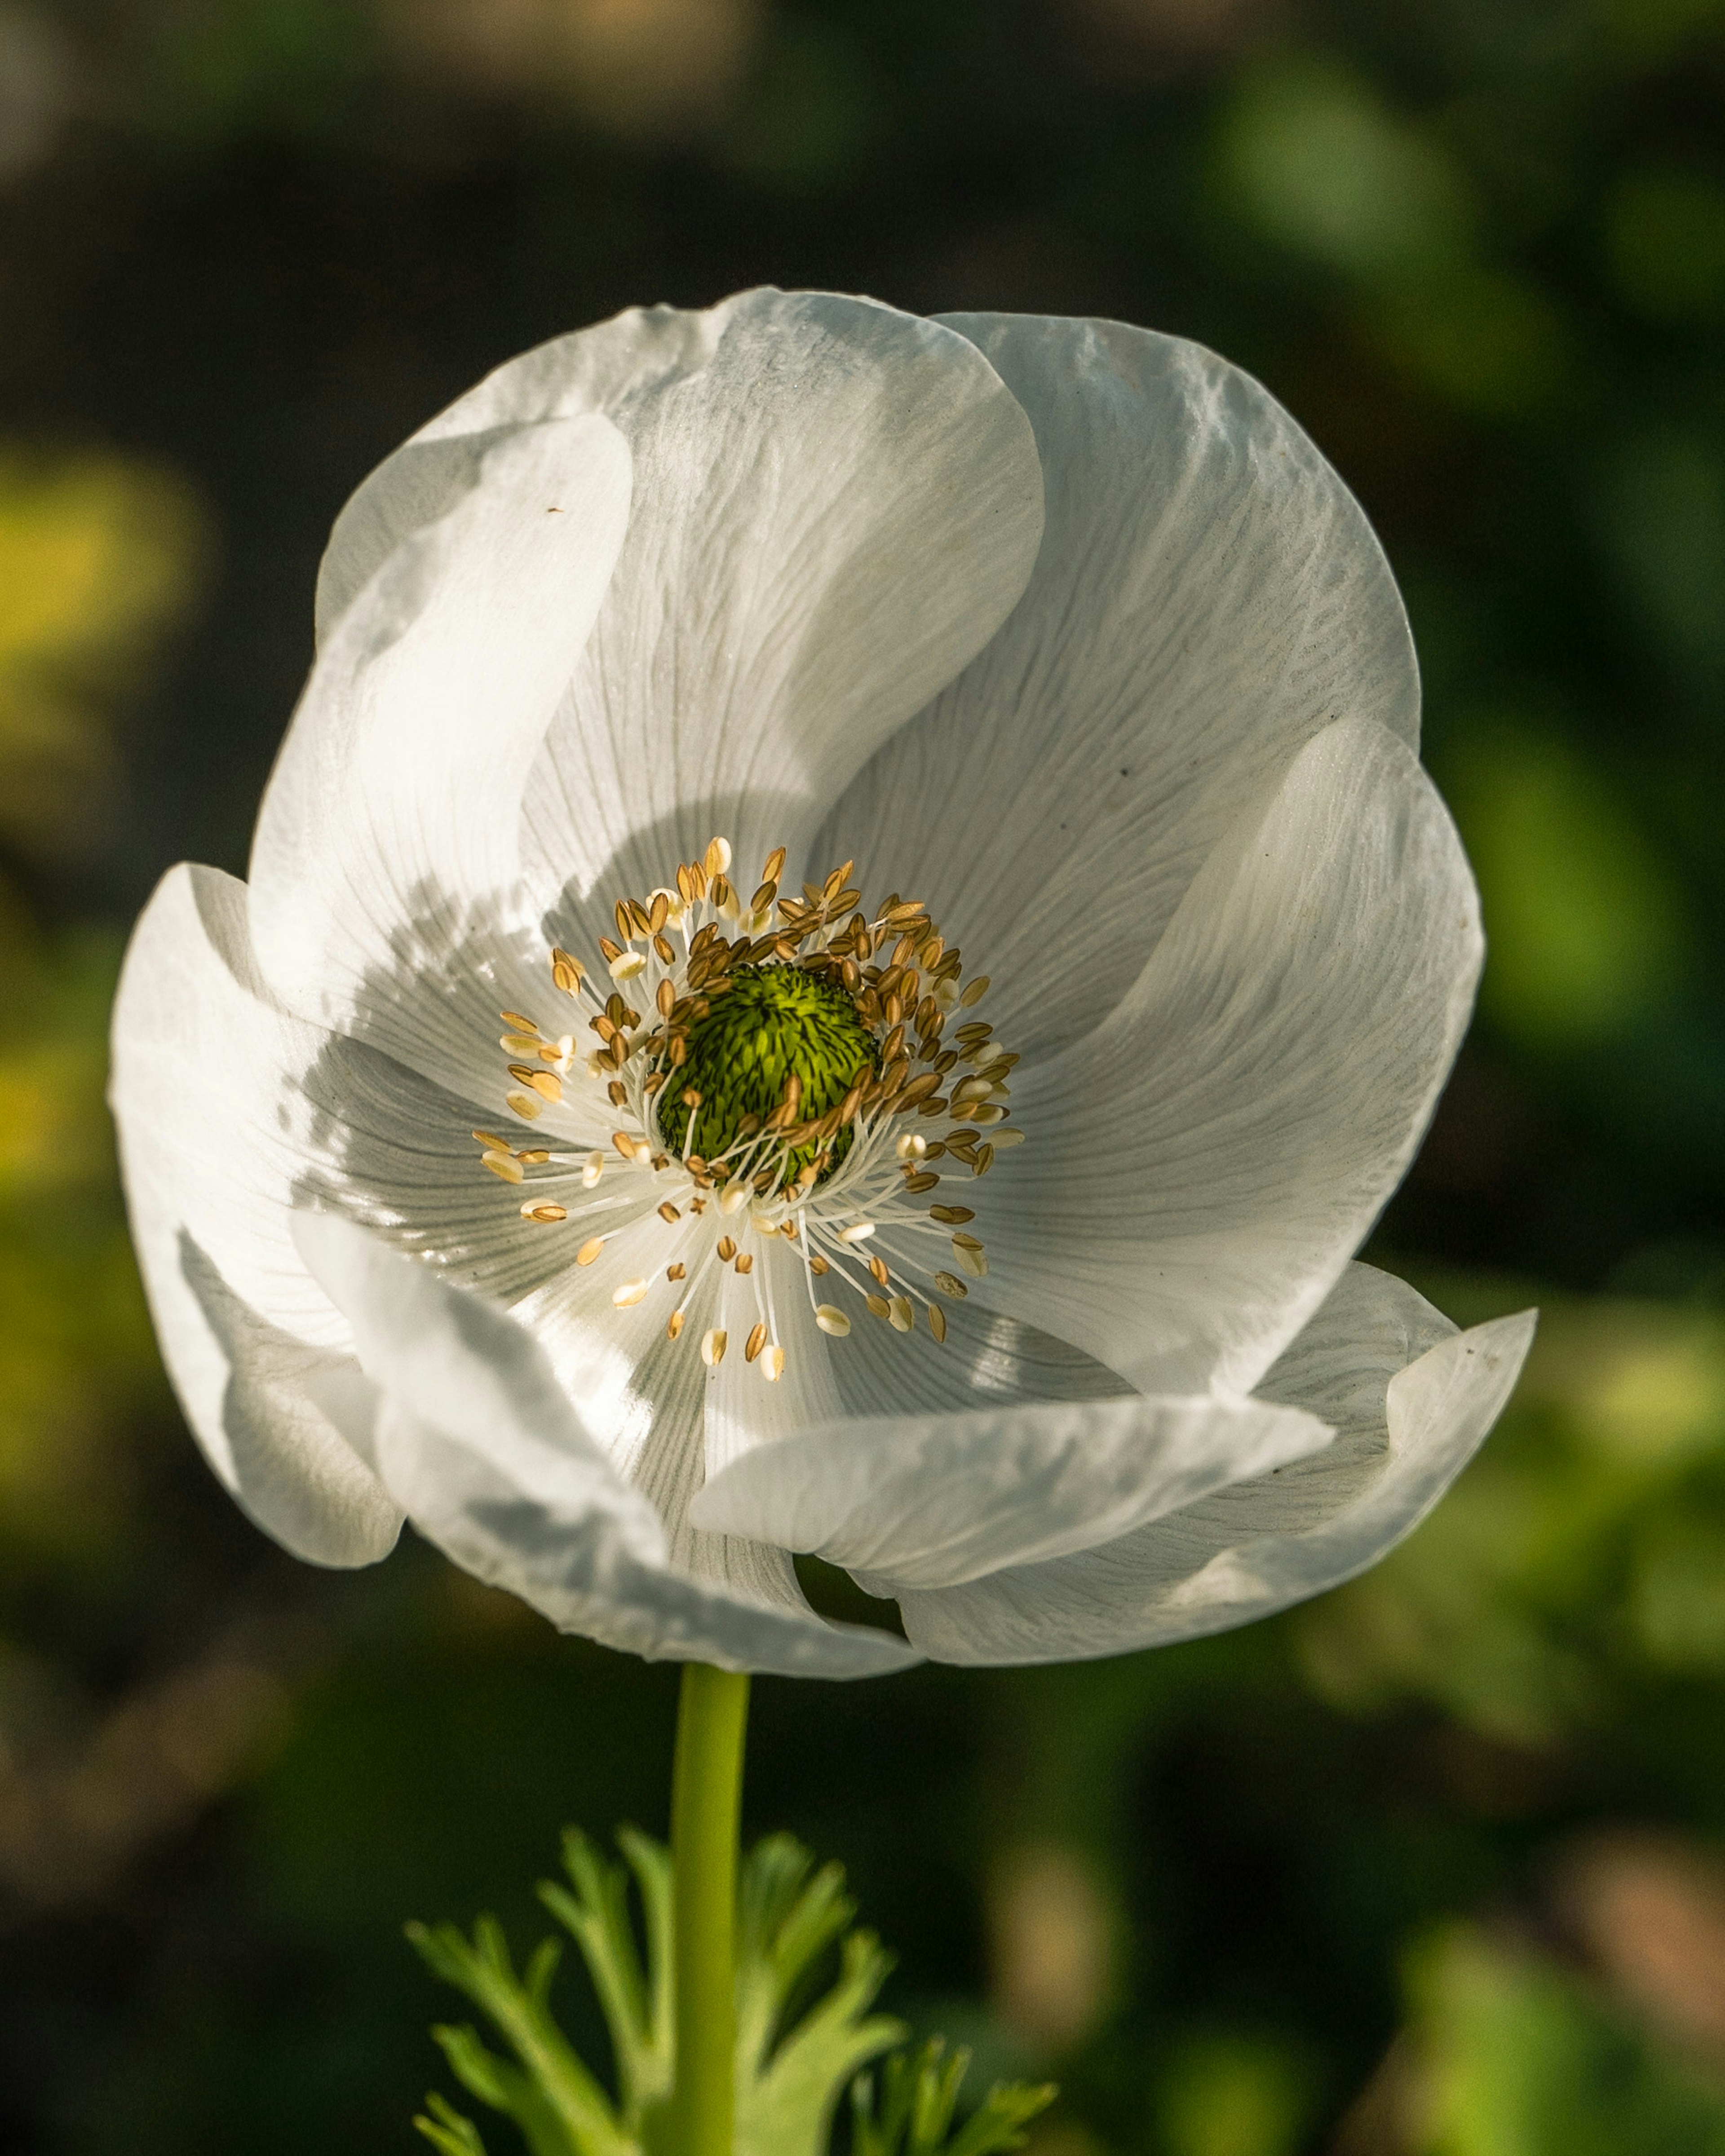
509,1064 -> 563,1104
483,837 -> 1026,1360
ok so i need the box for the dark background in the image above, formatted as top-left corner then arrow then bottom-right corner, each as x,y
4,0 -> 1725,2149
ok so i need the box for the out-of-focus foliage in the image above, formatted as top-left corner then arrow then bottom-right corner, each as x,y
1358,1919 -> 1725,2155
1155,2030 -> 1318,2156
0,440 -> 203,1562
0,435 -> 238,1925
0,451 -> 205,861
0,902 -> 148,1559
3,0 -> 1725,2152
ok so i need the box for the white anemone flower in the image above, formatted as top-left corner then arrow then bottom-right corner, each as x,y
110,289 -> 1534,1680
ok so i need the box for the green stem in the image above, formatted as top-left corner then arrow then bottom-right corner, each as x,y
666,1662 -> 751,2156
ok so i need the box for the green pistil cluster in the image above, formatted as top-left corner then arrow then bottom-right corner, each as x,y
657,964 -> 877,1190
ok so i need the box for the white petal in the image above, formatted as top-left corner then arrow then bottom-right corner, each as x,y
514,1233 -> 848,1625
1252,1259 -> 1456,1440
979,716 -> 1482,1396
315,289 -> 1045,950
297,1215 -> 917,1677
815,312 -> 1419,1065
689,1391 -> 1331,1592
109,863 -> 402,1566
702,1262 -> 847,1481
316,305 -> 724,637
249,414 -> 632,1103
829,1289 -> 1127,1420
895,1265 -> 1535,1664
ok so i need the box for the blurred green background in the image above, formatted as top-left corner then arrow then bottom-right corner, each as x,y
4,0 -> 1725,2148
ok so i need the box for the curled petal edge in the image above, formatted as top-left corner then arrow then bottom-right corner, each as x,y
893,1306 -> 1536,1665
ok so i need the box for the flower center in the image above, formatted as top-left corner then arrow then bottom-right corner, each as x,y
657,964 -> 877,1192
471,836 -> 1023,1383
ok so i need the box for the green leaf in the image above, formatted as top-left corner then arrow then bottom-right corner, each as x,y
414,2092 -> 494,2156
731,1831 -> 903,2156
411,1833 -> 1053,2156
850,2041 -> 1057,2156
405,1917 -> 635,2156
735,1833 -> 867,2072
740,1926 -> 903,2156
540,1828 -> 672,2125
